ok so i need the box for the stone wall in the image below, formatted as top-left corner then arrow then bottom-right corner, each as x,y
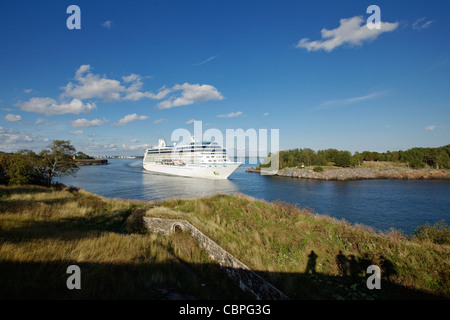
143,217 -> 288,300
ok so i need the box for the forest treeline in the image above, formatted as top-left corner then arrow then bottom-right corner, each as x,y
275,144 -> 450,169
0,140 -> 80,186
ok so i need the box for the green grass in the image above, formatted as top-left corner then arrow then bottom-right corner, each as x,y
1,185 -> 449,300
0,185 -> 248,299
155,194 -> 450,299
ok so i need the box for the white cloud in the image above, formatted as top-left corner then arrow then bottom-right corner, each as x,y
24,89 -> 32,93
71,118 -> 108,128
186,119 -> 196,124
412,17 -> 434,30
217,111 -> 243,118
101,20 -> 112,29
296,16 -> 399,52
157,83 -> 223,109
16,97 -> 96,116
382,124 -> 391,129
130,139 -> 139,143
0,127 -> 36,151
34,118 -> 55,127
0,127 -> 13,134
112,113 -> 148,127
315,92 -> 386,110
104,143 -> 117,150
70,130 -> 84,135
35,118 -> 47,124
425,125 -> 436,131
263,112 -> 269,116
62,65 -> 171,102
18,65 -> 222,118
121,143 -> 152,151
153,118 -> 164,124
4,114 -> 22,122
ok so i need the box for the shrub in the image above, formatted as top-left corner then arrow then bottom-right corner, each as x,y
412,220 -> 450,245
409,159 -> 425,169
313,166 -> 324,173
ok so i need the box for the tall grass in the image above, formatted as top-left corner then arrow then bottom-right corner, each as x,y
155,193 -> 450,299
0,185 -> 247,299
1,185 -> 448,300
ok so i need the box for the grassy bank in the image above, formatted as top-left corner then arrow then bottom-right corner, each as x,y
0,185 -> 248,299
1,185 -> 449,299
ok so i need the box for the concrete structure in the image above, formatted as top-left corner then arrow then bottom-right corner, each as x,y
143,217 -> 288,300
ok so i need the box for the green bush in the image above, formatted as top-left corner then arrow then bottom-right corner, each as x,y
409,159 -> 425,169
313,166 -> 324,172
412,220 -> 450,245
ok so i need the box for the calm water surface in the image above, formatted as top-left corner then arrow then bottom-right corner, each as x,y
58,159 -> 450,235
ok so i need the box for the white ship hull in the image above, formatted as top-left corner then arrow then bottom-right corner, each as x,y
143,162 -> 241,179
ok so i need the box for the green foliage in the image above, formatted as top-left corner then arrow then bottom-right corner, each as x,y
0,151 -> 44,185
279,148 -> 352,168
334,151 -> 352,167
412,220 -> 450,245
37,140 -> 79,186
75,151 -> 92,160
363,145 -> 450,169
274,144 -> 450,169
313,166 -> 324,172
0,140 -> 79,186
351,152 -> 363,167
409,158 -> 425,169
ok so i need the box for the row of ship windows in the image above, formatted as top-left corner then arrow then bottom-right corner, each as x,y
147,148 -> 226,154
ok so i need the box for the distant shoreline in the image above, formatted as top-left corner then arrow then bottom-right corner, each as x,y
75,159 -> 108,166
247,166 -> 450,181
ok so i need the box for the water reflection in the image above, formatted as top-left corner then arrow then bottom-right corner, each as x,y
141,170 -> 239,201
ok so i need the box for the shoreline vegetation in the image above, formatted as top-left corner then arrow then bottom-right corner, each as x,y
247,144 -> 450,180
1,184 -> 449,300
75,158 -> 108,166
247,163 -> 450,180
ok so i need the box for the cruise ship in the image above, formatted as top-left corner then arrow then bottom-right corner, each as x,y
143,139 -> 241,179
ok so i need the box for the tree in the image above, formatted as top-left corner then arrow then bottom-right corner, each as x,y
37,140 -> 79,186
0,150 -> 43,185
76,151 -> 92,160
334,151 -> 352,167
351,152 -> 363,167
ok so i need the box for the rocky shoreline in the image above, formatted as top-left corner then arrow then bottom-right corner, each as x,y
247,166 -> 450,181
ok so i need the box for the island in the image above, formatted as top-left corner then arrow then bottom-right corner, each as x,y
73,152 -> 108,166
75,158 -> 108,166
247,145 -> 450,180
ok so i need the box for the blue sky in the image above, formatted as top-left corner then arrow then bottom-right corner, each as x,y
0,0 -> 449,156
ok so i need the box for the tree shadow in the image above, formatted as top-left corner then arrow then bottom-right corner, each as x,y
0,210 -> 130,243
0,185 -> 52,197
